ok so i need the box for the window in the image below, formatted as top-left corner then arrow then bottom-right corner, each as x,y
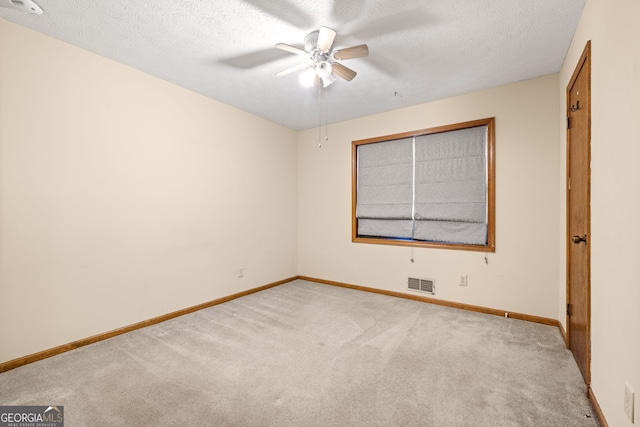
352,118 -> 495,252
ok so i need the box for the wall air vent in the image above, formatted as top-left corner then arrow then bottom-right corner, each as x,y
408,277 -> 435,295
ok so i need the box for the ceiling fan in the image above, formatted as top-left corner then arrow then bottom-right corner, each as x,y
275,27 -> 369,88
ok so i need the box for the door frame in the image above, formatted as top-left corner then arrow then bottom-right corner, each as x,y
565,41 -> 591,385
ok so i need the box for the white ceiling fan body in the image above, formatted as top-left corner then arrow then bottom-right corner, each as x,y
275,27 -> 369,88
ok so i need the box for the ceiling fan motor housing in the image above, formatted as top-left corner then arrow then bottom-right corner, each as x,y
304,31 -> 320,52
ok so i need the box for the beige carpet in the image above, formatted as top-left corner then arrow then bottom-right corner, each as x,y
0,280 -> 598,426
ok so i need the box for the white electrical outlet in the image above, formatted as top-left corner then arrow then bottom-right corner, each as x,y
625,382 -> 635,422
459,274 -> 468,286
238,266 -> 244,278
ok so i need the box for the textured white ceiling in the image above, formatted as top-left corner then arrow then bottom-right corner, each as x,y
0,0 -> 585,130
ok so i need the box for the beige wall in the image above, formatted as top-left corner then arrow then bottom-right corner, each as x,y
298,74 -> 561,319
559,0 -> 640,425
0,19 -> 298,364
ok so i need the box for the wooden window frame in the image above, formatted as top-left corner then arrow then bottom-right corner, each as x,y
352,117 -> 495,252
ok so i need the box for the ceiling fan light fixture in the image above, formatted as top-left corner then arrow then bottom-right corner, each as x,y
316,61 -> 332,78
316,61 -> 335,88
321,72 -> 336,88
300,68 -> 317,87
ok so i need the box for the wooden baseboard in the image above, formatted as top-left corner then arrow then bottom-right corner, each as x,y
0,276 -> 298,373
298,276 -> 559,327
1,275 -> 562,374
588,387 -> 609,427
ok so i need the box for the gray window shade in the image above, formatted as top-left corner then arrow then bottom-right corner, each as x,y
355,125 -> 489,245
413,126 -> 488,244
357,219 -> 414,239
356,137 -> 413,238
413,220 -> 487,245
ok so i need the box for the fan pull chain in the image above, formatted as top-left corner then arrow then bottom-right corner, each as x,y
324,86 -> 329,143
318,84 -> 322,148
317,85 -> 330,148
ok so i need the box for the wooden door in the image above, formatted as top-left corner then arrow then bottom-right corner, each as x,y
566,41 -> 591,384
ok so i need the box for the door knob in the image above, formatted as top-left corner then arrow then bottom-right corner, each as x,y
572,235 -> 587,244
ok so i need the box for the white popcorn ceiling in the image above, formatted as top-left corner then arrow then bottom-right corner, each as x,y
0,0 -> 585,131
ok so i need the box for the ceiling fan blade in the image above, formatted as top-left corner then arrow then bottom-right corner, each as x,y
334,44 -> 369,60
331,63 -> 357,81
275,43 -> 308,56
318,26 -> 337,53
276,62 -> 309,77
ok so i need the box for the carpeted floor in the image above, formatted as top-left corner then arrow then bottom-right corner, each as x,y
1,280 -> 598,426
